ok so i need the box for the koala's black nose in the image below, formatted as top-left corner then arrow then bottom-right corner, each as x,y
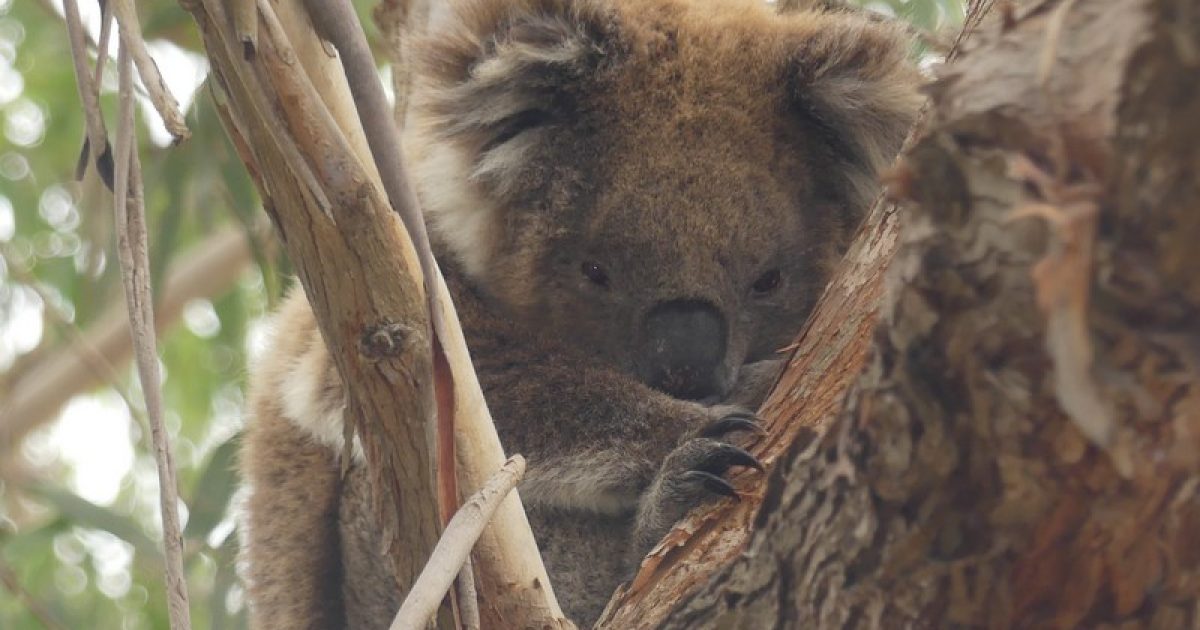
641,300 -> 727,400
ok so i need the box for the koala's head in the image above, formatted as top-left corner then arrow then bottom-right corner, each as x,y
406,0 -> 920,401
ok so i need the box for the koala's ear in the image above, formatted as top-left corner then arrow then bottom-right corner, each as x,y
413,0 -> 620,150
785,15 -> 923,205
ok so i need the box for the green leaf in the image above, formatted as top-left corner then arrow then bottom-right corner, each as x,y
208,532 -> 248,630
24,485 -> 162,563
184,434 -> 241,540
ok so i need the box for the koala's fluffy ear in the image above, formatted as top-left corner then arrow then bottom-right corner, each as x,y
415,0 -> 619,154
407,0 -> 622,277
785,15 -> 923,206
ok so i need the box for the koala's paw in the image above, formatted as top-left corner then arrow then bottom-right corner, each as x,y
633,412 -> 764,555
724,359 -> 788,410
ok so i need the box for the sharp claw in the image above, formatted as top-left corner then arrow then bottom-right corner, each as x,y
699,414 -> 764,438
699,443 -> 765,474
679,470 -> 740,500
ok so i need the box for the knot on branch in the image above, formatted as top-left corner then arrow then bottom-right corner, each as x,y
359,319 -> 414,360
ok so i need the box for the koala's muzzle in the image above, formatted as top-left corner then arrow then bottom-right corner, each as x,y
641,300 -> 727,400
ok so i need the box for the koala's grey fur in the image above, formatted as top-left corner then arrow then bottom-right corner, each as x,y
238,0 -> 920,626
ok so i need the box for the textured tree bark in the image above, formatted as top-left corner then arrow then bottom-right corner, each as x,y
184,1 -> 570,627
602,0 -> 1200,627
189,0 -> 451,624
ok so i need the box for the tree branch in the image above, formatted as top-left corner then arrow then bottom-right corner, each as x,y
184,0 -> 571,626
62,0 -> 112,188
112,39 -> 190,630
298,0 -> 475,620
110,0 -> 190,143
391,456 -> 525,630
0,223 -> 262,452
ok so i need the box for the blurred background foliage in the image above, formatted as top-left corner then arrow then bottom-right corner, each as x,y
0,0 -> 962,628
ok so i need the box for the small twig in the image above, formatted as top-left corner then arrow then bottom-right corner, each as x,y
232,0 -> 258,59
0,223 -> 261,449
113,44 -> 192,630
110,0 -> 190,143
455,555 -> 481,630
0,245 -> 142,418
1036,0 -> 1079,180
62,0 -> 113,188
390,456 -> 526,630
0,558 -> 68,630
92,0 -> 114,92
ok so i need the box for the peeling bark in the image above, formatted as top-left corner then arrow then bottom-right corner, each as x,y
625,0 -> 1200,626
186,1 -> 570,626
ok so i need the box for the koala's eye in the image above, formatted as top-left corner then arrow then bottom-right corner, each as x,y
580,261 -> 609,288
751,269 -> 782,296
482,109 -> 554,154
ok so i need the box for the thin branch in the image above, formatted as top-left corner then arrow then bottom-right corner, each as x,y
110,0 -> 191,143
0,244 -> 141,420
0,223 -> 261,451
62,0 -> 113,188
112,43 -> 191,630
368,6 -> 480,626
210,0 -> 450,622
0,557 -> 68,630
390,456 -> 526,630
296,0 -> 441,324
92,0 -> 114,94
454,555 -> 481,630
228,0 -> 335,218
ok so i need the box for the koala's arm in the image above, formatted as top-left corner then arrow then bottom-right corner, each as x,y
243,272 -> 748,571
240,292 -> 354,630
445,270 -> 724,515
240,382 -> 346,629
723,358 -> 787,410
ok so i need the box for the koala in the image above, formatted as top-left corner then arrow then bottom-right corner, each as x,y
237,0 -> 920,627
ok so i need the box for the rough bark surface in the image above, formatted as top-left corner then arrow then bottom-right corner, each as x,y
647,0 -> 1200,626
186,0 -> 450,625
187,1 -> 571,627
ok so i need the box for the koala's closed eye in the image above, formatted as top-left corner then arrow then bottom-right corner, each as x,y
580,261 -> 610,288
750,268 -> 782,296
482,109 -> 556,153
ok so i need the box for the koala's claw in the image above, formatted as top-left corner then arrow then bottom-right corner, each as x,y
634,437 -> 764,554
694,442 -> 764,474
678,470 -> 740,500
698,412 -> 764,439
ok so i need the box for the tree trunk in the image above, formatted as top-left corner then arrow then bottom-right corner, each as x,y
183,1 -> 570,627
602,0 -> 1200,627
